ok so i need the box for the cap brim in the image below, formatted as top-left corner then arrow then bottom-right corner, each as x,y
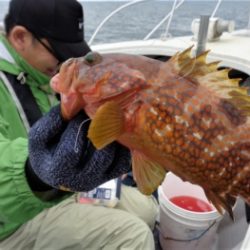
48,38 -> 91,62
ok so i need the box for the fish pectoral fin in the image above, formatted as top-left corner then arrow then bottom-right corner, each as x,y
88,101 -> 124,149
132,150 -> 166,195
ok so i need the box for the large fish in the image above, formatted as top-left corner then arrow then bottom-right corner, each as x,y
51,48 -> 250,217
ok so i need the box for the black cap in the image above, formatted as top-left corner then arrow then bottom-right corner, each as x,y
7,0 -> 91,62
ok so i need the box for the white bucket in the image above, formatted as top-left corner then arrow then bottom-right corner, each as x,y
158,172 -> 223,250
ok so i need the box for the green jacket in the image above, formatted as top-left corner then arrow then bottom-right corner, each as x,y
0,34 -> 62,240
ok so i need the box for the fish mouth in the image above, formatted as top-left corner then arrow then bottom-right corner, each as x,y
61,92 -> 83,120
50,73 -> 61,92
46,67 -> 58,77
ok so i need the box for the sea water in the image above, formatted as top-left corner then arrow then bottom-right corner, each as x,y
0,1 -> 249,45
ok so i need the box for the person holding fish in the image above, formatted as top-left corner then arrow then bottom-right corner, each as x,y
0,0 -> 158,249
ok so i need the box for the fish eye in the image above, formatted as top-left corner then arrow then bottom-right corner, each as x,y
84,52 -> 102,65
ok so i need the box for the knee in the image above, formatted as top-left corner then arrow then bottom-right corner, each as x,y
134,222 -> 155,250
117,215 -> 155,250
139,195 -> 159,229
118,185 -> 159,229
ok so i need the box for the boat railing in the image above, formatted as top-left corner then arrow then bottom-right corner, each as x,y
143,0 -> 185,41
88,0 -> 237,46
88,0 -> 150,45
211,0 -> 222,18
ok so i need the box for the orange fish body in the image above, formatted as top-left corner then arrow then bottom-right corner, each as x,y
51,48 -> 250,217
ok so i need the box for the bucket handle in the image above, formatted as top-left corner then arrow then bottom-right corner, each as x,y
157,220 -> 217,242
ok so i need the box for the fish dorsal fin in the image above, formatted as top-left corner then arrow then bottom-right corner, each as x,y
169,47 -> 250,112
179,50 -> 211,77
198,69 -> 241,92
88,101 -> 124,149
168,46 -> 217,78
132,150 -> 166,195
156,46 -> 193,82
176,45 -> 193,67
166,46 -> 219,79
167,46 -> 193,70
197,69 -> 250,108
227,90 -> 250,115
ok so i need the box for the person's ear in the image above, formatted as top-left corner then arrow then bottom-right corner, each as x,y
8,26 -> 33,52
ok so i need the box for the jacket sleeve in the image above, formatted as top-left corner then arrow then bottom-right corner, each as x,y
0,115 -> 58,240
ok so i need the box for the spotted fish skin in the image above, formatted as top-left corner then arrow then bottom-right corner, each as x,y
135,76 -> 250,214
51,49 -> 250,216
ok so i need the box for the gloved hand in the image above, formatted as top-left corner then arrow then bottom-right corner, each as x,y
28,105 -> 131,192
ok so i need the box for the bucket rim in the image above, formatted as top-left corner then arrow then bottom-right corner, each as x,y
158,186 -> 223,221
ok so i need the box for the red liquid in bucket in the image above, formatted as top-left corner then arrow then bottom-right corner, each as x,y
170,195 -> 213,212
